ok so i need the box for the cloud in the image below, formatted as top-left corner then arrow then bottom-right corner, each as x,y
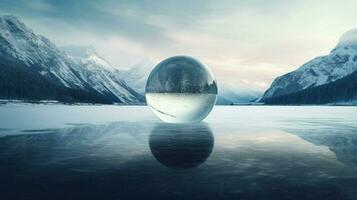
1,0 -> 357,91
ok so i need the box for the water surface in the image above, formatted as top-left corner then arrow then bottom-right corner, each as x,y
1,104 -> 357,199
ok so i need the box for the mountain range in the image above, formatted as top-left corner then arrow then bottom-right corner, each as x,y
3,14 -> 355,105
0,14 -> 261,105
261,29 -> 357,104
0,15 -> 142,104
119,60 -> 263,105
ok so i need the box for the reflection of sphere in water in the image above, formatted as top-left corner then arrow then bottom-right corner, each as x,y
149,123 -> 214,169
145,56 -> 217,123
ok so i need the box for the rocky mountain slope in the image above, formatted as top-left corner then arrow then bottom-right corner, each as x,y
261,28 -> 357,104
0,15 -> 141,104
263,70 -> 357,104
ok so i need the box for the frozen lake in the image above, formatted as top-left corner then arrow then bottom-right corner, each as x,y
1,104 -> 357,199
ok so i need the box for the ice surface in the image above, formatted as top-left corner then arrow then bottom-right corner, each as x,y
1,105 -> 357,199
1,104 -> 357,133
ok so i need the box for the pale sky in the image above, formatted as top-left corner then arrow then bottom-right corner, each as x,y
1,0 -> 357,91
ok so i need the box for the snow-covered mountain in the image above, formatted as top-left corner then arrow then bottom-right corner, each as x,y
262,28 -> 357,102
262,69 -> 357,105
62,46 -> 143,103
120,60 -> 262,104
120,59 -> 156,95
217,83 -> 263,105
0,15 -> 141,104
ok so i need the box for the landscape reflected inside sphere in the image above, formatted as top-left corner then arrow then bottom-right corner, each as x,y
145,56 -> 217,123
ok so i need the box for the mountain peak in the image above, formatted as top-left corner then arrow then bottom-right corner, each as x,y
3,14 -> 19,21
61,45 -> 114,70
2,15 -> 23,26
0,15 -> 31,34
0,14 -> 63,67
262,27 -> 357,101
0,15 -> 141,104
338,28 -> 357,45
61,45 -> 96,58
334,28 -> 357,51
86,49 -> 113,70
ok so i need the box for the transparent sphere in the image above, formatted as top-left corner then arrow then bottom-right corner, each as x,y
145,56 -> 217,123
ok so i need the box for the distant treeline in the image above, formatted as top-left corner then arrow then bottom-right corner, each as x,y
262,70 -> 357,104
0,57 -> 112,104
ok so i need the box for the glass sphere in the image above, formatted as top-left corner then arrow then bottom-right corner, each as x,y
145,56 -> 217,123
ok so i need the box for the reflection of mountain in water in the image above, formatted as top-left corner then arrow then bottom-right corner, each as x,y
287,127 -> 357,166
0,122 -> 152,168
149,123 -> 214,169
